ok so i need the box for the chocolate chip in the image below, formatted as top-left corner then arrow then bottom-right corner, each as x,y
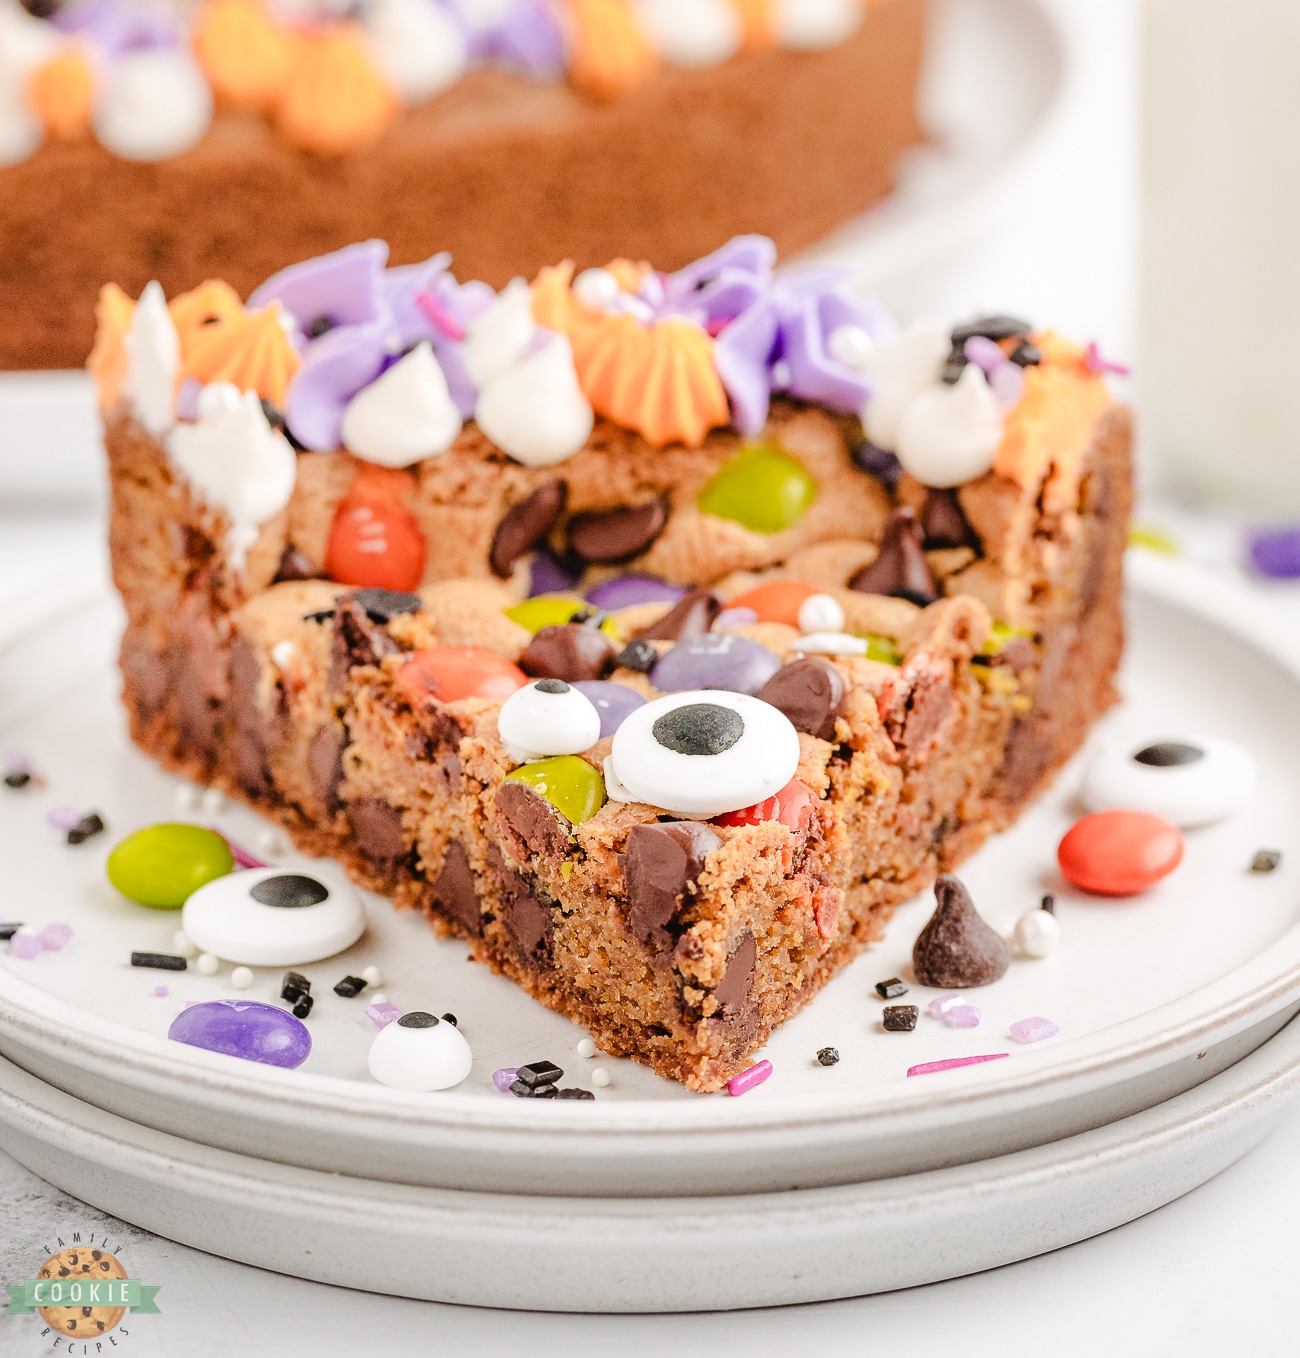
517,1059 -> 563,1087
1009,340 -> 1040,367
849,506 -> 938,602
912,874 -> 1011,988
951,315 -> 1032,345
880,660 -> 953,755
921,487 -> 976,550
757,658 -> 844,742
1134,742 -> 1203,767
875,977 -> 908,999
535,679 -> 570,694
130,952 -> 187,971
271,543 -> 320,583
67,813 -> 104,845
882,1004 -> 919,1031
488,846 -> 554,969
715,929 -> 757,1014
398,1011 -> 439,1028
307,723 -> 345,809
615,638 -> 659,673
329,595 -> 401,694
352,587 -> 422,622
634,587 -> 723,642
348,797 -> 407,864
652,703 -> 743,756
566,497 -> 669,564
851,442 -> 903,492
1252,849 -> 1282,874
281,970 -> 310,1002
497,779 -> 572,859
333,975 -> 367,997
490,481 -> 568,578
251,874 -> 330,908
432,840 -> 482,936
816,1046 -> 840,1066
519,623 -> 617,682
623,821 -> 722,950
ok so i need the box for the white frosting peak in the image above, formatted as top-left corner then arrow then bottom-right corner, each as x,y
475,333 -> 594,467
125,281 -> 180,437
856,322 -> 950,451
94,50 -> 212,162
364,0 -> 467,102
773,0 -> 864,51
632,0 -> 741,67
895,363 -> 1005,488
341,341 -> 463,467
0,66 -> 41,168
462,277 -> 536,389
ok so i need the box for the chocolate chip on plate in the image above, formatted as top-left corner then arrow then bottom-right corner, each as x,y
912,875 -> 1011,988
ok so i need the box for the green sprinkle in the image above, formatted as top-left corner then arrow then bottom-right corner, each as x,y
505,756 -> 606,827
981,621 -> 1034,656
505,596 -> 585,632
1127,521 -> 1180,556
696,443 -> 817,535
864,634 -> 903,666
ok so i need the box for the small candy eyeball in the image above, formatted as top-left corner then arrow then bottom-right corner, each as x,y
181,866 -> 365,966
796,592 -> 845,635
497,678 -> 602,761
1081,733 -> 1256,827
1013,908 -> 1060,958
367,1009 -> 473,1091
608,689 -> 801,816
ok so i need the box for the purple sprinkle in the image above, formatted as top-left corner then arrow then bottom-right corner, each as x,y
726,1059 -> 772,1097
366,1002 -> 402,1029
944,1004 -> 981,1029
1248,527 -> 1300,579
212,831 -> 267,870
154,985 -> 170,998
47,806 -> 79,831
907,1053 -> 1009,1077
1010,1016 -> 1059,1044
4,751 -> 30,772
10,932 -> 43,960
492,1067 -> 520,1093
176,377 -> 202,421
1085,341 -> 1130,376
988,360 -> 1026,406
963,335 -> 1005,374
928,993 -> 965,1017
713,606 -> 760,632
37,922 -> 72,951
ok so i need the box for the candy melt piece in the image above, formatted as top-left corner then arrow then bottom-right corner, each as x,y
1081,734 -> 1256,827
498,680 -> 602,760
107,823 -> 235,909
181,867 -> 366,966
696,444 -> 816,534
1057,810 -> 1184,897
572,680 -> 646,737
651,633 -> 781,696
714,778 -> 817,832
368,1010 -> 473,1091
608,690 -> 800,816
168,999 -> 311,1069
504,756 -> 606,827
396,646 -> 528,705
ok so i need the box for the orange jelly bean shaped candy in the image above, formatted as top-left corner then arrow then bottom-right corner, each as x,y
715,778 -> 817,832
728,580 -> 818,628
325,465 -> 425,592
397,647 -> 527,705
1057,809 -> 1184,896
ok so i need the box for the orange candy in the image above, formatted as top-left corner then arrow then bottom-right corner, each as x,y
277,27 -> 396,157
715,778 -> 817,832
27,47 -> 96,141
325,465 -> 426,592
728,580 -> 818,628
1057,810 -> 1184,897
396,647 -> 528,706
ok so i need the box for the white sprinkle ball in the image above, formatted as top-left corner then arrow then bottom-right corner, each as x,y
200,787 -> 226,813
230,965 -> 254,990
362,964 -> 384,987
196,952 -> 220,976
796,592 -> 846,634
270,640 -> 295,670
591,1067 -> 611,1089
827,323 -> 873,370
573,267 -> 621,312
370,992 -> 388,1006
1013,908 -> 1061,959
175,784 -> 201,811
172,929 -> 199,958
255,827 -> 286,856
576,1037 -> 597,1059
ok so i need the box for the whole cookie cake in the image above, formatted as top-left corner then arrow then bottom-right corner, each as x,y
0,0 -> 927,369
95,234 -> 1132,1090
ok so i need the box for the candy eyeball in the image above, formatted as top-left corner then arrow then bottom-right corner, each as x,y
367,1010 -> 473,1091
1081,733 -> 1256,827
607,689 -> 801,816
181,867 -> 365,967
498,679 -> 602,761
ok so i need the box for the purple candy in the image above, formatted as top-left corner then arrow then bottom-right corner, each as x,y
944,1004 -> 981,1029
10,933 -> 43,960
1010,1015 -> 1059,1044
38,922 -> 72,951
153,985 -> 170,998
651,634 -> 781,696
168,999 -> 312,1069
713,606 -> 759,632
530,549 -> 582,597
492,1066 -> 520,1093
1249,527 -> 1300,579
366,1001 -> 403,1029
585,575 -> 686,611
572,681 -> 646,738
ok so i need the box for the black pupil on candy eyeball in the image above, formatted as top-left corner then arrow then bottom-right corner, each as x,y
652,703 -> 744,756
398,1011 -> 440,1028
1134,742 -> 1204,768
250,874 -> 330,908
536,679 -> 571,694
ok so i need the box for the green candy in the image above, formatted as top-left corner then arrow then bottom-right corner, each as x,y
864,634 -> 903,666
504,756 -> 606,828
505,596 -> 585,632
107,823 -> 235,909
981,621 -> 1035,656
696,444 -> 817,535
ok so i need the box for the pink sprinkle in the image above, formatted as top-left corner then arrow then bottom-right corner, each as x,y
366,1002 -> 402,1029
944,1004 -> 981,1028
46,806 -> 79,831
4,750 -> 30,772
154,985 -> 170,998
414,290 -> 465,341
37,922 -> 72,951
1010,1016 -> 1059,1044
727,1059 -> 772,1097
928,993 -> 965,1017
963,335 -> 1005,374
1085,341 -> 1130,376
492,1067 -> 520,1093
213,832 -> 266,870
908,1053 -> 1009,1077
705,316 -> 730,338
714,606 -> 759,632
10,932 -> 43,959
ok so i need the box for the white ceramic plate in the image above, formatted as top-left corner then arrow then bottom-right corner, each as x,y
1,553 -> 1299,1198
2,1010 -> 1297,1312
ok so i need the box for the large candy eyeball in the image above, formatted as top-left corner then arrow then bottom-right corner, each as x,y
1081,733 -> 1256,827
607,690 -> 800,816
181,867 -> 365,966
368,1011 -> 473,1091
498,679 -> 602,761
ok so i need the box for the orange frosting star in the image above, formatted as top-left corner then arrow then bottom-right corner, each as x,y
180,302 -> 300,408
565,0 -> 657,99
195,0 -> 298,112
87,283 -> 135,413
27,46 -> 96,141
169,279 -> 245,356
277,27 -> 397,157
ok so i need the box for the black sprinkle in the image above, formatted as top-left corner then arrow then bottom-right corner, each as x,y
557,1087 -> 596,1100
306,314 -> 338,340
281,970 -> 311,1002
1252,850 -> 1282,874
816,1046 -> 840,1067
883,1005 -> 919,1032
352,587 -> 423,623
951,315 -> 1032,345
440,1012 -> 458,1026
875,978 -> 908,999
652,703 -> 744,757
851,442 -> 903,493
0,923 -> 21,941
131,951 -> 187,971
67,813 -> 104,845
302,609 -> 337,624
535,679 -> 571,695
1133,741 -> 1203,767
890,586 -> 939,608
333,975 -> 368,998
397,1011 -> 439,1029
260,399 -> 307,451
1041,893 -> 1056,915
3,770 -> 32,789
1009,340 -> 1041,367
292,995 -> 314,1019
516,1059 -> 563,1088
941,349 -> 967,385
614,639 -> 659,674
510,1079 -> 558,1099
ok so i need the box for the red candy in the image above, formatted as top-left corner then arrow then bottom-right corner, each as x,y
396,646 -> 528,706
728,580 -> 818,628
325,464 -> 426,592
1057,809 -> 1184,896
716,778 -> 817,832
